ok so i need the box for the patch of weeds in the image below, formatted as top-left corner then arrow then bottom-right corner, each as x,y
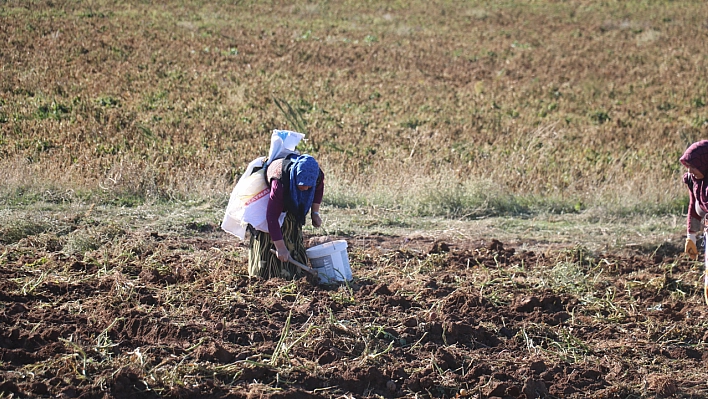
518,323 -> 589,363
275,281 -> 299,300
582,287 -> 630,322
663,275 -> 693,300
97,96 -> 120,108
141,90 -> 167,111
105,193 -> 145,208
656,102 -> 674,111
35,101 -> 71,120
589,110 -> 610,124
546,327 -> 591,363
100,223 -> 127,241
1,218 -> 55,244
26,138 -> 55,153
419,253 -> 448,272
691,115 -> 708,129
330,284 -> 356,305
78,9 -> 111,18
366,324 -> 398,341
64,230 -> 102,255
19,260 -> 50,295
376,216 -> 411,228
63,224 -> 124,255
95,317 -> 123,358
22,233 -> 66,252
400,118 -> 424,129
185,221 -> 215,233
360,326 -> 395,365
541,259 -> 593,295
325,191 -> 365,209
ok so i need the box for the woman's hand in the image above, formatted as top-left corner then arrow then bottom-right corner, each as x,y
685,238 -> 698,260
273,240 -> 290,262
312,211 -> 322,228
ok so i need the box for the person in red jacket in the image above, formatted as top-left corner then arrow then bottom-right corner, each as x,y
679,141 -> 708,260
248,154 -> 324,279
681,140 -> 708,305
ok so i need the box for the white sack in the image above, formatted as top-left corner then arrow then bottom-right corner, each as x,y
266,129 -> 305,166
221,157 -> 267,239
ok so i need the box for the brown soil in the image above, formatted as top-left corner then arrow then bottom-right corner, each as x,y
1,230 -> 707,398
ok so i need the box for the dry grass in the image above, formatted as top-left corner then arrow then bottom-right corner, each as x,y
0,0 -> 706,217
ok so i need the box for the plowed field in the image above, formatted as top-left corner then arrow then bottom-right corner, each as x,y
2,226 -> 707,398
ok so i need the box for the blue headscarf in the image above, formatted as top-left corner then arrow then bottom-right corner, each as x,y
288,155 -> 319,225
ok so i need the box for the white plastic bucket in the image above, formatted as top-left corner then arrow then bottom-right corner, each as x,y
306,240 -> 352,284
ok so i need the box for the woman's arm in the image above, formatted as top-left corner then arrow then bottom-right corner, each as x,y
266,179 -> 286,241
266,179 -> 291,261
687,187 -> 702,238
311,171 -> 324,227
685,178 -> 702,260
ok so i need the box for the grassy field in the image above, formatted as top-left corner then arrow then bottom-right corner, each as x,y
1,0 -> 706,220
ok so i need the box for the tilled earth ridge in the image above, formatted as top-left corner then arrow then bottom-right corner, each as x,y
1,230 -> 707,399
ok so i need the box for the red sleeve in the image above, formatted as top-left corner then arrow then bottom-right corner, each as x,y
685,174 -> 703,235
267,179 -> 286,241
687,189 -> 702,235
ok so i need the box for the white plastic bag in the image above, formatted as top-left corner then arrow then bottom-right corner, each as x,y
266,129 -> 305,166
221,158 -> 268,239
